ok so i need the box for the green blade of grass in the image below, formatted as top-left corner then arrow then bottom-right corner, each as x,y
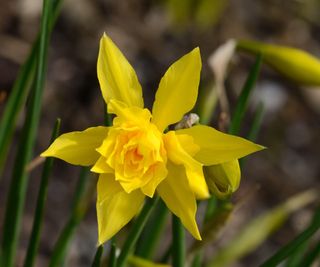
259,208 -> 320,267
302,238 -> 320,267
135,199 -> 168,259
23,119 -> 61,267
108,239 -> 117,267
172,215 -> 185,267
247,102 -> 264,141
116,196 -> 159,267
285,240 -> 309,267
206,190 -> 318,267
0,0 -> 63,174
91,245 -> 104,267
48,167 -> 92,267
229,53 -> 262,135
1,0 -> 54,265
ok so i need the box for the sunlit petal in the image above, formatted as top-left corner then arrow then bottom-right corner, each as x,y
163,131 -> 209,199
152,48 -> 201,131
97,173 -> 145,244
177,125 -> 265,165
41,126 -> 108,166
97,34 -> 144,108
157,162 -> 201,240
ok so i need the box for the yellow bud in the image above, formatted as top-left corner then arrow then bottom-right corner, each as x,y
237,40 -> 320,86
204,160 -> 240,199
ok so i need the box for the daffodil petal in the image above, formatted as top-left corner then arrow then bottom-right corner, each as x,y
204,160 -> 241,199
97,173 -> 145,245
164,131 -> 209,199
157,162 -> 201,240
41,126 -> 108,166
97,34 -> 144,108
152,48 -> 202,131
177,125 -> 265,165
91,156 -> 113,173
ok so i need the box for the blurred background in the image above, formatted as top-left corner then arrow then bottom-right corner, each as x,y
0,0 -> 319,266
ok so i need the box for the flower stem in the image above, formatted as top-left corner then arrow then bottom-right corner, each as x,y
91,245 -> 103,267
116,196 -> 159,267
23,119 -> 61,267
172,215 -> 185,267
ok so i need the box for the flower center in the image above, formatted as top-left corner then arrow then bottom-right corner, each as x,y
98,106 -> 168,196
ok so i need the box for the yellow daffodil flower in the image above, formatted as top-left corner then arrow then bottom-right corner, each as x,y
41,33 -> 264,245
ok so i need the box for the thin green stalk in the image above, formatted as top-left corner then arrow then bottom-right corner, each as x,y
285,239 -> 309,267
247,102 -> 264,141
172,215 -> 185,267
108,239 -> 117,267
0,0 -> 63,174
116,196 -> 159,267
91,246 -> 104,267
260,208 -> 320,267
191,251 -> 203,267
229,54 -> 263,135
1,0 -> 54,265
302,239 -> 320,266
48,168 -> 91,267
23,119 -> 61,267
135,199 -> 168,259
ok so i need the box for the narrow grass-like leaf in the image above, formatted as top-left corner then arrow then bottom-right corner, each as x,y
172,215 -> 185,267
48,167 -> 92,267
247,102 -> 264,141
1,0 -> 54,265
91,245 -> 104,267
206,190 -> 319,267
135,199 -> 168,259
285,240 -> 309,267
229,54 -> 262,135
23,119 -> 61,267
0,0 -> 63,174
108,239 -> 117,267
260,208 -> 320,267
302,238 -> 320,266
117,196 -> 159,267
191,252 -> 203,267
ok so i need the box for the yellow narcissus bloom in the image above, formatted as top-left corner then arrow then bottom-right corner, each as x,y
41,33 -> 264,245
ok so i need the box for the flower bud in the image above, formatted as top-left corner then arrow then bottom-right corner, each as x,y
237,40 -> 320,86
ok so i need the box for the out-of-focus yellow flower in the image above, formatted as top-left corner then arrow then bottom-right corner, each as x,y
41,33 -> 264,245
237,40 -> 320,86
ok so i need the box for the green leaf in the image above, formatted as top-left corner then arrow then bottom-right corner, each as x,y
135,199 -> 168,259
0,0 -> 63,174
301,238 -> 320,267
172,215 -> 186,267
108,239 -> 117,267
116,196 -> 159,267
91,245 -> 104,267
237,40 -> 320,86
1,0 -> 55,265
48,168 -> 92,267
23,119 -> 61,267
260,207 -> 320,267
206,190 -> 319,267
229,54 -> 263,135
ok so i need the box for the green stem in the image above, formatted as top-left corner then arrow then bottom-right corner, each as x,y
228,54 -> 263,135
108,239 -> 117,267
135,199 -> 168,259
0,0 -> 63,174
48,168 -> 91,267
23,119 -> 61,267
116,196 -> 159,267
260,208 -> 320,267
91,246 -> 104,267
1,0 -> 53,266
172,215 -> 185,267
